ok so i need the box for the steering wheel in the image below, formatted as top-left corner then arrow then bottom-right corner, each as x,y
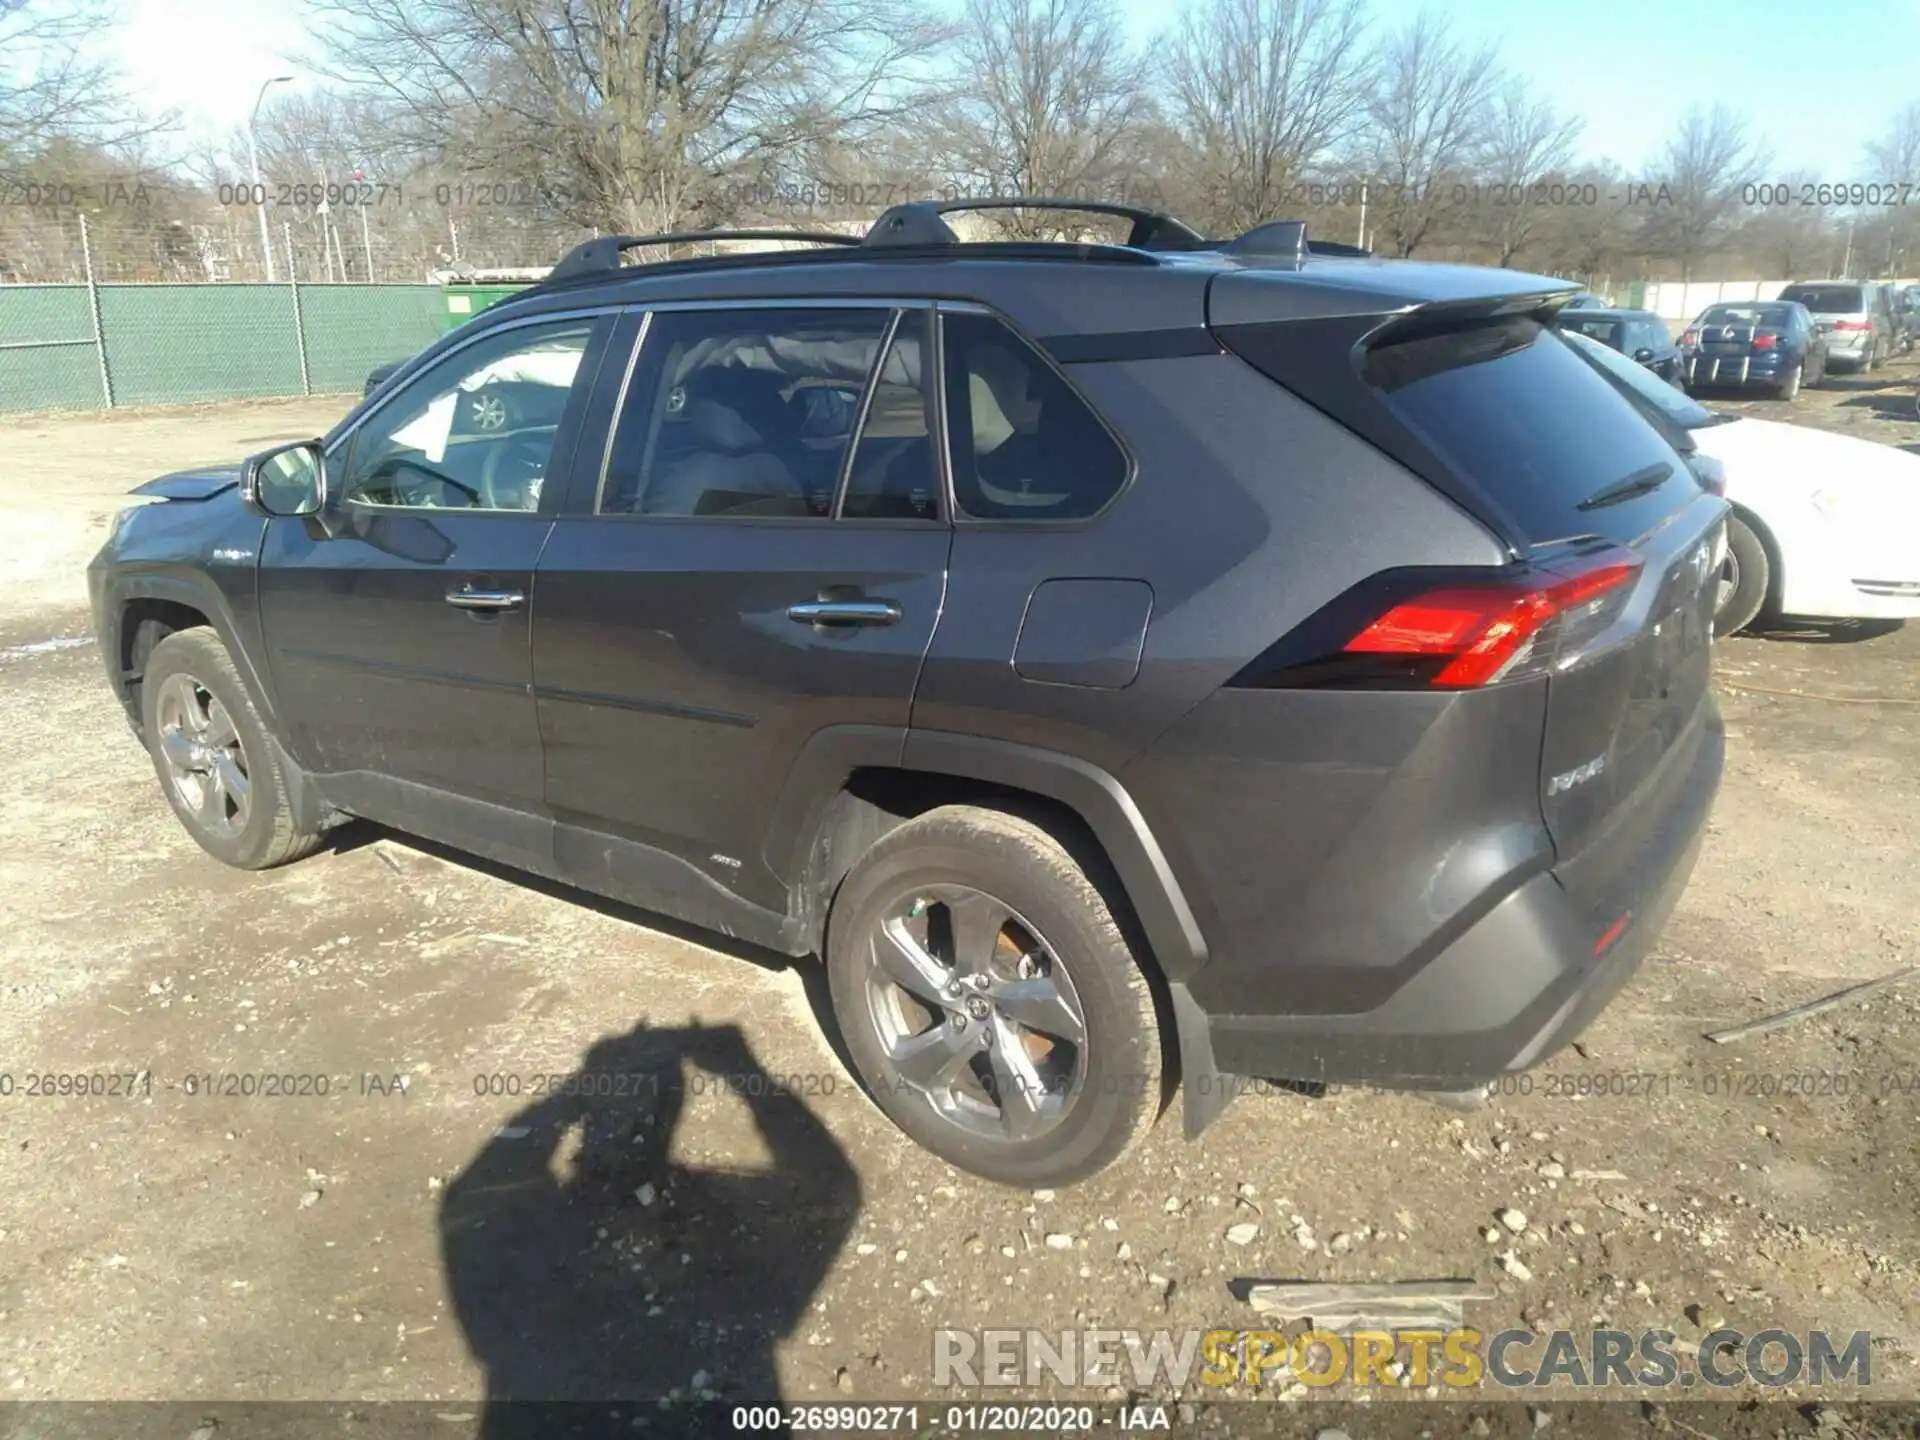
480,434 -> 551,510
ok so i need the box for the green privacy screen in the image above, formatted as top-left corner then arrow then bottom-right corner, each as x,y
0,283 -> 445,413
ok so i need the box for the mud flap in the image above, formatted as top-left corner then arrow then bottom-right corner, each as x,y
1170,982 -> 1236,1139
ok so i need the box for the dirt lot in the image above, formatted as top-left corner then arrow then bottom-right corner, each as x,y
1,373 -> 1917,1436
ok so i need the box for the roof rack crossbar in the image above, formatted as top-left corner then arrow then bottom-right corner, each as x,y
865,196 -> 1208,251
546,228 -> 861,283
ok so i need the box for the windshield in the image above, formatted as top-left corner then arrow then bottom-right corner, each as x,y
1779,285 -> 1863,314
1560,328 -> 1719,432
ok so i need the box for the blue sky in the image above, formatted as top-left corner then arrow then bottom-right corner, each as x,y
114,0 -> 1918,174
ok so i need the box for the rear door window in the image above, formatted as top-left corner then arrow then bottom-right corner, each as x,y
598,307 -> 892,518
940,310 -> 1130,521
1364,315 -> 1691,546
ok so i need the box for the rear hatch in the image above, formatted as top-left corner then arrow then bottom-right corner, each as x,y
1779,284 -> 1865,338
1211,282 -> 1725,899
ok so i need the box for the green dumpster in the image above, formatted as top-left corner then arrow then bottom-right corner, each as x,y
441,282 -> 534,332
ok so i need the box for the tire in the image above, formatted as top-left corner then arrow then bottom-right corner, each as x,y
140,628 -> 325,870
1775,363 -> 1801,401
1713,515 -> 1771,638
825,805 -> 1163,1188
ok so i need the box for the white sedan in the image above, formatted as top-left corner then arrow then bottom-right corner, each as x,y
1562,329 -> 1920,635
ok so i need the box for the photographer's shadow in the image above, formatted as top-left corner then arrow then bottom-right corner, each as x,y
440,1021 -> 861,1437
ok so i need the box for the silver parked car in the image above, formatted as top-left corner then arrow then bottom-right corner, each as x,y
1776,281 -> 1897,372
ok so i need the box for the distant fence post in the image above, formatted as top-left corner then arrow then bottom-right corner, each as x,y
79,213 -> 115,407
285,222 -> 311,396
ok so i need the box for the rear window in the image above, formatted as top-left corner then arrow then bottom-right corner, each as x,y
1698,304 -> 1792,328
1561,317 -> 1624,348
1364,316 -> 1690,545
1779,285 -> 1862,313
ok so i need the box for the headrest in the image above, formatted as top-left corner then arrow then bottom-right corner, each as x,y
681,367 -> 793,454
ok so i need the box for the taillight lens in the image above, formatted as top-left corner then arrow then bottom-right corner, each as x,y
1833,319 -> 1870,332
1680,329 -> 1699,347
1751,332 -> 1778,350
1234,547 -> 1645,691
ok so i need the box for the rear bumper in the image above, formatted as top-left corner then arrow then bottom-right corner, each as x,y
1185,701 -> 1722,1097
1683,355 -> 1796,389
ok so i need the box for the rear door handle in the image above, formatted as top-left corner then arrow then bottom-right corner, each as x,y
445,586 -> 525,612
786,598 -> 903,627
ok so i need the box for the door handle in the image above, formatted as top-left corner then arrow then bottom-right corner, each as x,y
787,598 -> 903,627
445,586 -> 525,612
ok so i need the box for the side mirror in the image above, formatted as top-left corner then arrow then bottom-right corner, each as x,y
1633,347 -> 1655,363
240,439 -> 327,518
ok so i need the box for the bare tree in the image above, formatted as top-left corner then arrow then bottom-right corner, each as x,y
1865,101 -> 1920,277
1735,170 -> 1836,280
308,0 -> 951,235
925,0 -> 1150,238
1866,100 -> 1920,178
1160,0 -> 1370,236
0,0 -> 167,179
1471,78 -> 1580,266
1641,105 -> 1765,282
1357,13 -> 1498,257
1521,164 -> 1644,287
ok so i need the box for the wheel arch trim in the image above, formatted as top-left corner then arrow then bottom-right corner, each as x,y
107,570 -> 281,733
765,725 -> 1209,979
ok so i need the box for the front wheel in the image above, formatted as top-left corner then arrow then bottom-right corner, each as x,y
1713,515 -> 1772,638
825,805 -> 1164,1187
141,628 -> 326,869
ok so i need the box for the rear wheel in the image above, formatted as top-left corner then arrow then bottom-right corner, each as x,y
141,629 -> 325,869
825,805 -> 1163,1187
1775,363 -> 1802,401
1713,515 -> 1771,638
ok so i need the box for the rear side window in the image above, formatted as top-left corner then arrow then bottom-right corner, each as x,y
1780,284 -> 1863,313
941,311 -> 1129,521
1364,316 -> 1689,545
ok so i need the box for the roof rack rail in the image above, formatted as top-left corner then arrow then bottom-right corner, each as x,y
866,197 -> 1208,251
546,228 -> 860,284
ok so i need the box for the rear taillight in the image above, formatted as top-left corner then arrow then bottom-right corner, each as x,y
1234,547 -> 1645,691
1833,319 -> 1870,332
1751,332 -> 1778,350
1680,329 -> 1699,347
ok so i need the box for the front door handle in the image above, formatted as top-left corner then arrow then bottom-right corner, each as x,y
787,598 -> 903,628
445,586 -> 525,612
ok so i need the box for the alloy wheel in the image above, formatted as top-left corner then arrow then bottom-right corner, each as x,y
155,672 -> 251,839
469,391 -> 508,431
1715,549 -> 1741,618
862,885 -> 1088,1144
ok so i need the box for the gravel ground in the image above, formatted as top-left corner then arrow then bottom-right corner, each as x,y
0,374 -> 1915,1436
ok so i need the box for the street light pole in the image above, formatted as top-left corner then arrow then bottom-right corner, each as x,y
247,75 -> 294,282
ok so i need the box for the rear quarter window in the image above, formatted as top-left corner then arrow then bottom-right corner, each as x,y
1364,316 -> 1690,546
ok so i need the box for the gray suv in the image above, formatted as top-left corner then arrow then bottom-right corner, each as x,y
1777,280 -> 1897,371
87,200 -> 1726,1186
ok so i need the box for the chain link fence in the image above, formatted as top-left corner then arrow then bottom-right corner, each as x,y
0,211 -> 457,413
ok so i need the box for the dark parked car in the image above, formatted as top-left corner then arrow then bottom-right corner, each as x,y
1555,307 -> 1684,385
88,200 -> 1726,1187
1775,281 -> 1895,371
1679,300 -> 1828,398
